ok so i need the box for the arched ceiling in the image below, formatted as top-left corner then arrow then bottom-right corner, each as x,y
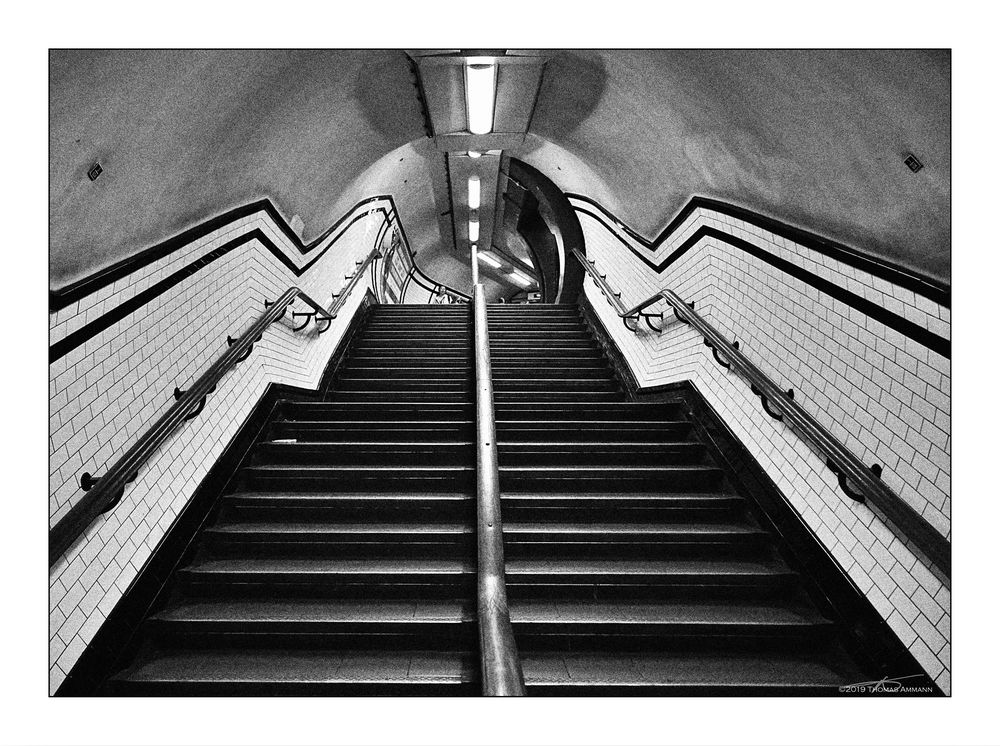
49,49 -> 950,292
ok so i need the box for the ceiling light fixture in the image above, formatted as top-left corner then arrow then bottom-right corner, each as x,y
468,151 -> 481,159
509,270 -> 533,287
468,175 -> 481,210
478,252 -> 502,269
466,60 -> 496,135
469,219 -> 480,243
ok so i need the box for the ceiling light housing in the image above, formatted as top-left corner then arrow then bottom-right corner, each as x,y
478,251 -> 502,269
469,219 -> 480,243
465,60 -> 496,135
509,270 -> 533,287
468,175 -> 481,210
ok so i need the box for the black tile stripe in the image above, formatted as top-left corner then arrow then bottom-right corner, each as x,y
49,205 -> 386,364
52,230 -> 262,364
50,195 -> 392,312
575,209 -> 950,360
568,193 -> 950,308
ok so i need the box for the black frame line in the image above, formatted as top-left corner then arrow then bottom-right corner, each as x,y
573,204 -> 950,360
568,193 -> 950,309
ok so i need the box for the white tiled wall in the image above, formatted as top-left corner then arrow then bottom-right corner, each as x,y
48,200 -> 390,694
575,198 -> 951,693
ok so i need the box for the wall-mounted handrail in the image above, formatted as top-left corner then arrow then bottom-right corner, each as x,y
573,249 -> 951,578
472,283 -> 525,696
49,249 -> 380,568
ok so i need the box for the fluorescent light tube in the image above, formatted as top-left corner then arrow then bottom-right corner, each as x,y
468,176 -> 481,210
466,62 -> 496,135
468,151 -> 481,159
509,271 -> 533,287
469,220 -> 480,243
478,252 -> 502,268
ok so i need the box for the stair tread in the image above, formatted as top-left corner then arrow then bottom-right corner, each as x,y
185,557 -> 474,574
503,522 -> 762,535
116,649 -> 476,684
521,651 -> 851,687
505,558 -> 791,575
225,492 -> 473,502
508,600 -> 832,626
245,465 -> 474,472
153,598 -> 474,624
209,521 -> 473,535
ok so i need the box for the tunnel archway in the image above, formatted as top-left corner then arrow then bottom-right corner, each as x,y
495,157 -> 586,304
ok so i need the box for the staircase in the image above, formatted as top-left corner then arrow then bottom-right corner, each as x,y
106,305 -> 480,694
98,301 -> 875,695
487,304 -> 867,694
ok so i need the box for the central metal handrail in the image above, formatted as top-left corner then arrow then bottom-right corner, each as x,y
573,249 -> 951,578
49,248 -> 382,567
473,283 -> 526,695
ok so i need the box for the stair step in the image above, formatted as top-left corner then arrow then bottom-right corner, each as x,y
500,465 -> 723,491
271,424 -> 474,442
497,442 -> 705,465
180,557 -> 475,585
326,392 -> 473,402
338,366 -> 472,378
504,558 -> 793,585
521,651 -> 856,694
221,492 -> 475,522
509,600 -> 830,627
110,649 -> 478,695
256,441 -> 473,466
279,401 -> 472,419
241,465 -> 475,491
154,598 -> 474,624
500,492 -> 741,519
206,521 -> 473,542
493,393 -> 627,403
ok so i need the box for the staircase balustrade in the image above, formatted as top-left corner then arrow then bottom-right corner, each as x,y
48,247 -> 383,567
573,248 -> 950,578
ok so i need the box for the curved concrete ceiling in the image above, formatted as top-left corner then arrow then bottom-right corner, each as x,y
49,49 -> 950,292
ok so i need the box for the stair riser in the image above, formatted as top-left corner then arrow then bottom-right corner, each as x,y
106,680 -> 478,696
523,683 -> 844,697
222,504 -> 476,525
502,540 -> 770,561
332,379 -> 472,392
326,392 -> 473,403
254,444 -> 474,466
337,368 -> 472,379
270,426 -> 474,442
513,629 -> 836,653
493,393 -> 627,403
145,625 -> 477,651
494,403 -> 687,418
202,533 -> 473,550
178,575 -> 477,598
492,381 -> 619,392
239,472 -> 476,492
496,446 -> 707,466
278,410 -> 473,423
499,472 -> 724,492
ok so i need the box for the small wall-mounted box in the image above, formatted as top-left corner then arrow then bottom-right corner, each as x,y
87,162 -> 103,181
903,153 -> 924,173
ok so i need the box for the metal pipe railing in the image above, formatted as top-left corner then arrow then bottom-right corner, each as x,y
473,283 -> 526,695
49,248 -> 381,567
574,249 -> 951,578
